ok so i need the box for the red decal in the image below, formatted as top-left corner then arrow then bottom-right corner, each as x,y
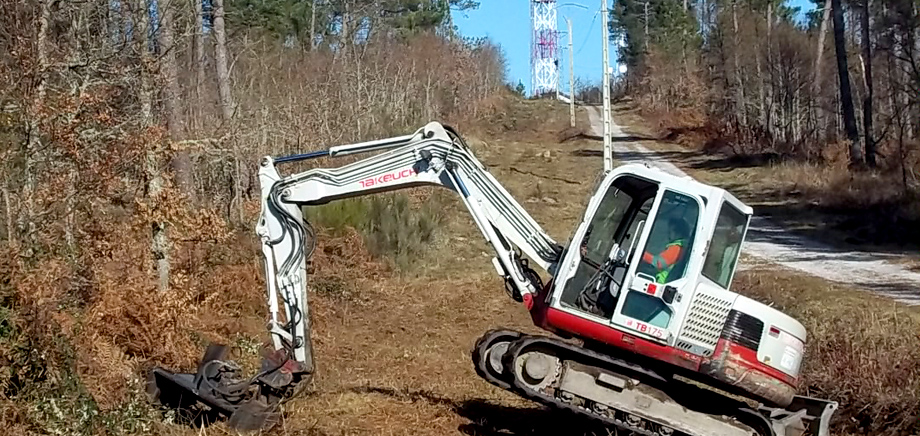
627,319 -> 666,339
359,168 -> 417,188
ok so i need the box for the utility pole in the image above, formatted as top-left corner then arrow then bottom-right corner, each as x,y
568,17 -> 575,128
601,0 -> 613,172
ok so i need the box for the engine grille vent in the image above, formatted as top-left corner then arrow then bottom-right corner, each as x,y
677,291 -> 733,356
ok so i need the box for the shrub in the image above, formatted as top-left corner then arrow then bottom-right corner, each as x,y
306,192 -> 446,271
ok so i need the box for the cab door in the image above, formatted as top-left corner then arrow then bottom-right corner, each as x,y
609,189 -> 705,344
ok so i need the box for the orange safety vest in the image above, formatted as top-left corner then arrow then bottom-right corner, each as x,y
642,239 -> 685,283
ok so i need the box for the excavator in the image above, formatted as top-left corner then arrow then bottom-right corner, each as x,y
147,122 -> 838,436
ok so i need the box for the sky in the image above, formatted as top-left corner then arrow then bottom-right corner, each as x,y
452,0 -> 817,96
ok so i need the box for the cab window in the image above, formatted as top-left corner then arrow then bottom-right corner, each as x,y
635,190 -> 700,284
702,202 -> 748,289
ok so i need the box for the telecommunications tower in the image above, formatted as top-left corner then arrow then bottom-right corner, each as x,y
530,0 -> 558,97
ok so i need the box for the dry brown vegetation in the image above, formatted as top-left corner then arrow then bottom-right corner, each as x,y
0,5 -> 606,432
0,0 -> 537,433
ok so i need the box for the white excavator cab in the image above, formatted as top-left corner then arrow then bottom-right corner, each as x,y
551,163 -> 752,350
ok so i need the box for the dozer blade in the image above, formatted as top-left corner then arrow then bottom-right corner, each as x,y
147,343 -> 310,432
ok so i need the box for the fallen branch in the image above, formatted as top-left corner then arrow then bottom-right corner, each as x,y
508,167 -> 581,185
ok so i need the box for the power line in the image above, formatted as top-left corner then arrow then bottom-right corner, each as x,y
575,7 -> 600,56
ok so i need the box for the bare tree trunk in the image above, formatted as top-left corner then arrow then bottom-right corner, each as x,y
213,0 -> 235,122
158,0 -> 196,202
861,0 -> 875,166
139,0 -> 170,292
311,0 -> 317,50
341,0 -> 351,51
831,0 -> 862,166
644,2 -> 650,53
762,3 -> 773,140
193,0 -> 205,130
21,0 -> 52,244
732,0 -> 747,127
64,170 -> 76,252
2,185 -> 14,247
814,0 -> 832,140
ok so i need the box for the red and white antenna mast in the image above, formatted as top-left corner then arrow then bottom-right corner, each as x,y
530,0 -> 559,97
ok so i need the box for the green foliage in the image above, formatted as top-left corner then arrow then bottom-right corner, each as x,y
382,0 -> 450,35
364,193 -> 443,269
306,193 -> 446,270
610,0 -> 700,69
306,198 -> 372,237
226,0 -> 480,43
227,0 -> 320,46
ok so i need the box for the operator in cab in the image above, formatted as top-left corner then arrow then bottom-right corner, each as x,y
639,217 -> 690,284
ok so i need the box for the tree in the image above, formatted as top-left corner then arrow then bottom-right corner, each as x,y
860,0 -> 875,166
813,0 -> 831,136
610,0 -> 698,90
831,0 -> 862,166
193,0 -> 206,122
214,0 -> 235,122
227,0 -> 317,46
137,0 -> 171,292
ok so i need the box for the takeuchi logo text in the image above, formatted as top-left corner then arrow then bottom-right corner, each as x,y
358,168 -> 417,188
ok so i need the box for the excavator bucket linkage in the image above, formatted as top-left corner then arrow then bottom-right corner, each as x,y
147,343 -> 310,431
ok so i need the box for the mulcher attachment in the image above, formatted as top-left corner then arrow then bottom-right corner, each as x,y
147,343 -> 311,432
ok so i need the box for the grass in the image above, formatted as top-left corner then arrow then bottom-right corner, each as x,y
307,192 -> 447,271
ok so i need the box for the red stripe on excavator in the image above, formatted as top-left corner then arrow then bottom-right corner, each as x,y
712,339 -> 798,387
544,308 -> 702,371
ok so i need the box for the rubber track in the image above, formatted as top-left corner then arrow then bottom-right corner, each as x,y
471,329 -> 521,390
472,331 -> 773,436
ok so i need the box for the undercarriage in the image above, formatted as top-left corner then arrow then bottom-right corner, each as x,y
472,329 -> 836,436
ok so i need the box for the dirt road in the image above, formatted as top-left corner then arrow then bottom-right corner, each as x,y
588,105 -> 920,306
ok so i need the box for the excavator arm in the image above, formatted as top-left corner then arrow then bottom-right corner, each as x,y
149,122 -> 563,431
258,122 -> 562,370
